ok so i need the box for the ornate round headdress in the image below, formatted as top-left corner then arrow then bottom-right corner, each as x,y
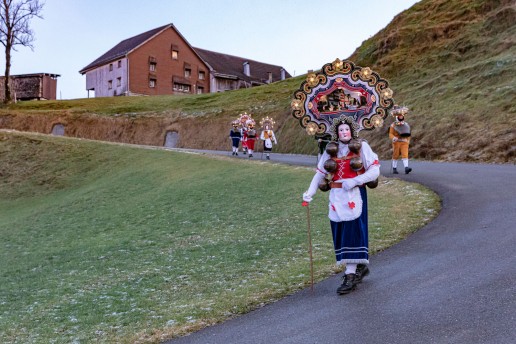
260,116 -> 275,130
239,112 -> 252,126
291,59 -> 393,138
232,119 -> 240,127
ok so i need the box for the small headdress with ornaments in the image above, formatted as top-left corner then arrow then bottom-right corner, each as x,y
390,105 -> 409,120
232,119 -> 240,128
238,112 -> 252,126
260,116 -> 275,130
246,119 -> 256,129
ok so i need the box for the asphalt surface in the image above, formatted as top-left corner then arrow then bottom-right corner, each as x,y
165,151 -> 516,344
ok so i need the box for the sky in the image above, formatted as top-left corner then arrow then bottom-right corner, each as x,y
2,0 -> 420,100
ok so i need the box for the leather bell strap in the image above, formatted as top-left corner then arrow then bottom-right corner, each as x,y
329,182 -> 343,189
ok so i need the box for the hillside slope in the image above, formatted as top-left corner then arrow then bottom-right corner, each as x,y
352,0 -> 515,162
0,0 -> 514,163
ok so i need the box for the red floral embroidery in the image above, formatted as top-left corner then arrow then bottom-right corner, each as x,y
302,201 -> 309,207
331,204 -> 336,211
348,201 -> 356,209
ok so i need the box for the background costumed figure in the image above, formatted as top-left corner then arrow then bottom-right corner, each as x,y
259,116 -> 278,160
245,119 -> 257,158
389,105 -> 412,174
229,120 -> 242,156
238,113 -> 251,155
292,58 -> 394,295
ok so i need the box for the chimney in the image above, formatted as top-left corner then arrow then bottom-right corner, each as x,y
280,68 -> 286,80
267,72 -> 272,83
243,61 -> 250,76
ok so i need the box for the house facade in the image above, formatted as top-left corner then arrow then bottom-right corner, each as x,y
194,48 -> 290,92
0,73 -> 60,101
79,24 -> 210,97
80,24 -> 291,97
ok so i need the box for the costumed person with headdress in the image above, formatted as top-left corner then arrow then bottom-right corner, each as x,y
389,105 -> 412,174
302,116 -> 380,295
259,117 -> 277,160
246,119 -> 257,158
239,113 -> 251,155
229,120 -> 242,156
292,59 -> 392,295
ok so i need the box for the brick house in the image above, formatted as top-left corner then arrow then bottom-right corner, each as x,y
0,73 -> 60,101
80,24 -> 291,97
79,24 -> 210,97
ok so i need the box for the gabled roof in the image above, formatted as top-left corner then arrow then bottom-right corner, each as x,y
193,47 -> 291,85
79,24 -> 172,74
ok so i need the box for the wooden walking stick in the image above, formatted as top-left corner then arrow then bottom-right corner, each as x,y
302,201 -> 314,293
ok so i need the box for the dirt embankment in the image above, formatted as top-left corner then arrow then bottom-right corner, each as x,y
0,110 -> 305,153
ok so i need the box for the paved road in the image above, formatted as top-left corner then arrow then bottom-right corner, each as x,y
166,151 -> 516,344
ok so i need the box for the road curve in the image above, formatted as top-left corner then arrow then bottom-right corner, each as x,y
166,153 -> 516,344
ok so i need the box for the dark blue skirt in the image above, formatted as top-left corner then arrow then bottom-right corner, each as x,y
231,138 -> 241,147
330,186 -> 369,264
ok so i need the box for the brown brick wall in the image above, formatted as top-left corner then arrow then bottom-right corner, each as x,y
128,28 -> 209,95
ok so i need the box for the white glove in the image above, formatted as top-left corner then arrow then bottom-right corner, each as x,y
392,137 -> 398,142
303,172 -> 324,203
353,165 -> 380,185
303,192 -> 313,202
340,178 -> 358,190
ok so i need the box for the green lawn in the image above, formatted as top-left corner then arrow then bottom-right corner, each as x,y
0,131 -> 440,343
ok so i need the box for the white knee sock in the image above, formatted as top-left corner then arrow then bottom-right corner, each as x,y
403,159 -> 409,168
345,263 -> 357,274
392,160 -> 398,168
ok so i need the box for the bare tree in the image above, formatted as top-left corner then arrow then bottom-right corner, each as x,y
0,0 -> 44,103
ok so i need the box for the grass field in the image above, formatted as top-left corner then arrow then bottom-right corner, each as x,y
0,131 -> 440,343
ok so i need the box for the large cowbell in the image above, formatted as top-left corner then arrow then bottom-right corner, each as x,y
291,59 -> 394,138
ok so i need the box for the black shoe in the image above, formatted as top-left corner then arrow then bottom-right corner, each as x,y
405,167 -> 412,174
355,264 -> 370,283
392,168 -> 399,174
249,154 -> 253,158
337,273 -> 357,295
235,153 -> 238,156
232,152 -> 235,156
243,151 -> 247,155
266,155 -> 270,160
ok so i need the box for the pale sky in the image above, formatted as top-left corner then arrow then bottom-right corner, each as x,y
3,0 -> 419,100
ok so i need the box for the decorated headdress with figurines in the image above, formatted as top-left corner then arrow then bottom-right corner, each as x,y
260,116 -> 275,130
291,58 -> 393,138
231,119 -> 240,128
238,112 -> 252,126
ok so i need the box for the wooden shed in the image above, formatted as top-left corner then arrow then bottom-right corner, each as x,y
0,73 -> 60,101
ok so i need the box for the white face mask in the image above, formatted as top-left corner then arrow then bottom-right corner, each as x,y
338,124 -> 352,142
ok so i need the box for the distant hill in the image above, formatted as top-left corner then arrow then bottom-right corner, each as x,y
0,0 -> 514,163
